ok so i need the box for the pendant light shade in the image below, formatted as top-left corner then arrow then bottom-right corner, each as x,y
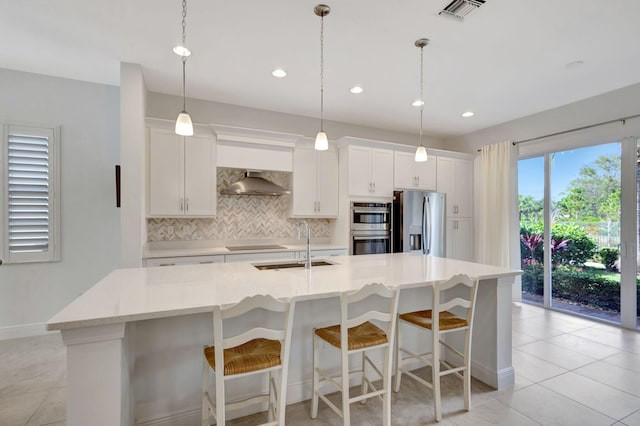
174,0 -> 193,136
314,4 -> 330,151
315,131 -> 328,150
414,146 -> 428,162
175,111 -> 193,136
414,38 -> 430,162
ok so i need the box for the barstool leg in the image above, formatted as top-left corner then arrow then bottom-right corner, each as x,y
202,355 -> 209,426
433,336 -> 442,422
341,348 -> 351,426
393,320 -> 402,393
383,348 -> 391,426
310,334 -> 320,419
463,329 -> 471,411
215,372 -> 225,425
360,351 -> 368,403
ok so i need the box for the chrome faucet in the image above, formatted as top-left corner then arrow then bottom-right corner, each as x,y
297,221 -> 311,269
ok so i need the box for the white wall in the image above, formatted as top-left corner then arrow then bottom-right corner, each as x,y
447,82 -> 640,154
0,68 -> 121,337
146,92 -> 447,151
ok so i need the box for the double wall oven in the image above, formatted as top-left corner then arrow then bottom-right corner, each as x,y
350,202 -> 392,255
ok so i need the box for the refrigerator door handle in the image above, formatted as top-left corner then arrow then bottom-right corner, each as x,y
426,196 -> 433,254
422,196 -> 427,254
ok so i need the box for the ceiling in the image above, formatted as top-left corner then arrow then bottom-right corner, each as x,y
2,0 -> 640,139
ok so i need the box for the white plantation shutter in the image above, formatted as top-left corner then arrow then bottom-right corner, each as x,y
3,124 -> 59,263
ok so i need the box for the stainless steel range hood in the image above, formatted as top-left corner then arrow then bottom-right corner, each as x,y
220,171 -> 291,196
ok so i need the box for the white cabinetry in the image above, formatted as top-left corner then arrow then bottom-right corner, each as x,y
291,143 -> 338,217
347,146 -> 393,197
224,252 -> 296,263
446,218 -> 474,262
437,156 -> 474,262
394,151 -> 437,190
148,128 -> 216,217
436,157 -> 473,217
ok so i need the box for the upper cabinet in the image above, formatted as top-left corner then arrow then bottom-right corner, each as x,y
148,127 -> 217,217
347,145 -> 394,197
291,142 -> 338,217
436,156 -> 473,218
394,151 -> 437,191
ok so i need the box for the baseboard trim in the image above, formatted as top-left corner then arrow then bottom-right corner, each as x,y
0,322 -> 49,340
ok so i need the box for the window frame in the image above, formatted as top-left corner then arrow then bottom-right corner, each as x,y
1,122 -> 60,264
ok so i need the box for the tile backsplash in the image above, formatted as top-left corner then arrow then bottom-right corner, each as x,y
147,168 -> 331,242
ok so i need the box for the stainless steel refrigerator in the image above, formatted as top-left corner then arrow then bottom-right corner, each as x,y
392,190 -> 446,256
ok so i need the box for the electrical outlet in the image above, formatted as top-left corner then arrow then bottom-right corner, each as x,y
167,226 -> 174,235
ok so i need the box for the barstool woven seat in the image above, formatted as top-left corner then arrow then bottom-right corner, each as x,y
204,338 -> 282,376
399,310 -> 468,331
314,321 -> 388,350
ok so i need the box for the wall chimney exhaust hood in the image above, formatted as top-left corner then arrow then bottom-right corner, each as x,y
220,171 -> 291,196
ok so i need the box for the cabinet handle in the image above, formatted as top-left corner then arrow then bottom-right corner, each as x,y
199,261 -> 215,264
317,201 -> 320,212
180,198 -> 184,211
372,182 -> 376,192
159,263 -> 176,267
186,198 -> 189,212
417,176 -> 420,186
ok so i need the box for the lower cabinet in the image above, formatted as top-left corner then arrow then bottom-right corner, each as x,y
144,255 -> 224,267
446,218 -> 474,262
299,248 -> 348,260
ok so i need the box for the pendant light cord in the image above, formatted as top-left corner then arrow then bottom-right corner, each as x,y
419,45 -> 424,148
181,0 -> 187,46
182,57 -> 187,111
320,14 -> 325,132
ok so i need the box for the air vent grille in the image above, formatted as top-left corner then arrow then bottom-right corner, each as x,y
439,0 -> 485,20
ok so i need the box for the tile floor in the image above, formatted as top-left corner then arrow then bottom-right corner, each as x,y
2,303 -> 640,425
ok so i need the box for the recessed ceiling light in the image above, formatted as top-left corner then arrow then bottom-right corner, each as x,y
272,68 -> 287,78
350,86 -> 364,94
462,111 -> 474,117
412,100 -> 424,107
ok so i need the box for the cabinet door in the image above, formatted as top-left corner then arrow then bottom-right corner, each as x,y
394,151 -> 417,189
149,128 -> 184,216
455,159 -> 473,217
415,155 -> 437,191
292,146 -> 318,216
436,157 -> 457,216
371,148 -> 394,196
316,148 -> 339,217
348,146 -> 372,197
455,218 -> 474,261
184,135 -> 217,216
446,218 -> 474,261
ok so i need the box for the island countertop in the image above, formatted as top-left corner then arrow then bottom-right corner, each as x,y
47,253 -> 521,331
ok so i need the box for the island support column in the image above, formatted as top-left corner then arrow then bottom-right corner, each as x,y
469,276 -> 515,389
61,323 -> 133,426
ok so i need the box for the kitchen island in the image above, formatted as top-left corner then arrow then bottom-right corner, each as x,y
48,253 -> 520,426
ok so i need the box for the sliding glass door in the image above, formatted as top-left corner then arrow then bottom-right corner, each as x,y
518,141 -> 639,327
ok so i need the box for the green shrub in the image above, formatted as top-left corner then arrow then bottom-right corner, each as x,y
520,222 -> 596,266
598,247 -> 619,271
521,263 -> 640,315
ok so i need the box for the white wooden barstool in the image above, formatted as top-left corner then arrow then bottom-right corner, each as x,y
202,294 -> 296,425
394,274 -> 479,421
310,283 -> 399,426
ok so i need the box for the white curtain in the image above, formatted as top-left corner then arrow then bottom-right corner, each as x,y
477,141 -> 520,271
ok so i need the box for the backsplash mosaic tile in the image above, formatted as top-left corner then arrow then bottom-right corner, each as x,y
147,168 -> 331,242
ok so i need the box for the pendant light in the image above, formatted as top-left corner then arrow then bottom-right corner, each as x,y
314,4 -> 330,151
414,38 -> 429,162
174,0 -> 193,136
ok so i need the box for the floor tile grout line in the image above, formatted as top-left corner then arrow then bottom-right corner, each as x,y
489,395 -> 544,425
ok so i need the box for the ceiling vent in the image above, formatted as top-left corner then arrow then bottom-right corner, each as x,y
439,0 -> 485,20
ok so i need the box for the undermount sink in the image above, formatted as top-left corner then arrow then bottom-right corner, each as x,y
253,261 -> 335,270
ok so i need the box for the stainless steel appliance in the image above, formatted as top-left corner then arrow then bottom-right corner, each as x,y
350,202 -> 392,255
392,190 -> 445,256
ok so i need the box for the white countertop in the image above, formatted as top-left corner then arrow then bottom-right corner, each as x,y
142,241 -> 348,259
47,253 -> 521,331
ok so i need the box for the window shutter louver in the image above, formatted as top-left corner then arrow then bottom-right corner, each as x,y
8,133 -> 50,254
